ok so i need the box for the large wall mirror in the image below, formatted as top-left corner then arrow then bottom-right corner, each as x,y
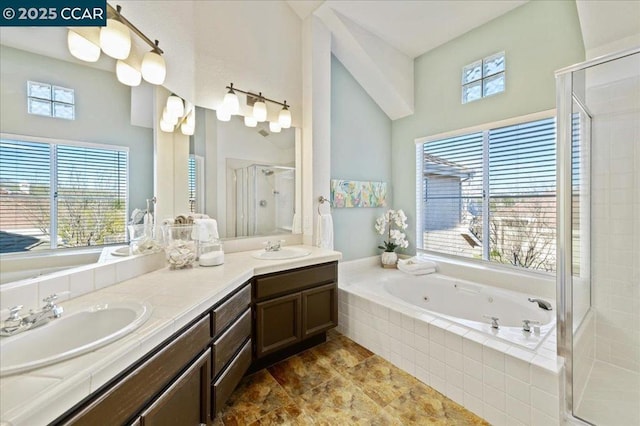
0,27 -> 154,261
188,107 -> 301,239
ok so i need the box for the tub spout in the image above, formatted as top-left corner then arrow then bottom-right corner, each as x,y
528,298 -> 552,311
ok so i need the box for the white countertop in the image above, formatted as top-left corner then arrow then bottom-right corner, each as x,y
0,245 -> 341,426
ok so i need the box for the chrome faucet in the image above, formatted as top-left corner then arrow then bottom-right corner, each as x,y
528,298 -> 553,311
1,294 -> 64,337
264,240 -> 283,252
522,319 -> 541,333
483,315 -> 500,329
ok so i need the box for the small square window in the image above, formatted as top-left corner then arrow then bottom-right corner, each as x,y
483,52 -> 505,77
462,51 -> 506,104
27,81 -> 75,120
53,103 -> 75,120
28,81 -> 51,100
462,81 -> 482,103
28,98 -> 52,116
462,60 -> 482,84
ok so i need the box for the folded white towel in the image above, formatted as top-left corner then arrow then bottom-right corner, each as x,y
191,218 -> 219,242
315,213 -> 334,250
161,218 -> 175,226
397,257 -> 437,275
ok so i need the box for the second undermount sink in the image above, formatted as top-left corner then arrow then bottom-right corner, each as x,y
251,247 -> 312,260
0,301 -> 152,377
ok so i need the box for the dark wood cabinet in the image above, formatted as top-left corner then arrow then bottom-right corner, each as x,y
139,349 -> 211,426
252,262 -> 338,364
301,282 -> 338,339
55,282 -> 253,426
255,292 -> 302,357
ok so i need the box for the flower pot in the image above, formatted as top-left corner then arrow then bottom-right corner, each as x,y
381,251 -> 398,268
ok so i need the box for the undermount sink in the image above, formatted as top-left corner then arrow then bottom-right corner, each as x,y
251,247 -> 312,260
0,301 -> 152,376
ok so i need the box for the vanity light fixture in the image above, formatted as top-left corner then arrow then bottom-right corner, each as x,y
244,116 -> 257,127
67,28 -> 101,62
252,94 -> 268,122
278,103 -> 291,129
67,4 -> 166,86
159,95 -> 195,134
269,121 -> 281,133
100,16 -> 131,59
223,83 -> 240,115
217,83 -> 292,128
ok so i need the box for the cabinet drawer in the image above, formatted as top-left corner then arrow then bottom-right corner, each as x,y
213,284 -> 251,337
254,262 -> 337,300
62,316 -> 211,426
212,339 -> 252,417
212,309 -> 251,377
139,349 -> 211,426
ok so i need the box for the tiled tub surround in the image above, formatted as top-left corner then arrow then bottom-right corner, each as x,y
0,245 -> 339,426
338,257 -> 562,426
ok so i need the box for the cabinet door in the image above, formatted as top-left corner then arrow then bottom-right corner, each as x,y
301,283 -> 338,339
140,349 -> 211,426
255,292 -> 302,358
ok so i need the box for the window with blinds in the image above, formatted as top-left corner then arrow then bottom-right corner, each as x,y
188,156 -> 196,213
417,116 -> 557,272
0,137 -> 127,253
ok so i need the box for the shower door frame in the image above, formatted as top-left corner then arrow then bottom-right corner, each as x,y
555,46 -> 640,425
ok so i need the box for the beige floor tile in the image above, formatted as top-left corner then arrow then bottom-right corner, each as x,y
268,350 -> 338,396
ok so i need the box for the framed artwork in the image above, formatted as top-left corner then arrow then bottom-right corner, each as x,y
330,179 -> 387,208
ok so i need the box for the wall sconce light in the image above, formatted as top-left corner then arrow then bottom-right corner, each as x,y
160,95 -> 195,135
217,83 -> 292,129
67,4 -> 166,86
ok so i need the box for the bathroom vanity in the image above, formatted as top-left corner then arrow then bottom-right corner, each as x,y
0,246 -> 340,426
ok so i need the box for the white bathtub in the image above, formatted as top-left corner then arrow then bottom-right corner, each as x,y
342,266 -> 555,350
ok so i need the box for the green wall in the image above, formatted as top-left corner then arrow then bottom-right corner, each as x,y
391,0 -> 585,253
331,55 -> 392,261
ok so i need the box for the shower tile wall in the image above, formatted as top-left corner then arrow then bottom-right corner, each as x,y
589,66 -> 640,373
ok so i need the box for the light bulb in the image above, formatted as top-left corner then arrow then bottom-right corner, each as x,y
269,121 -> 281,133
223,91 -> 239,115
253,100 -> 267,122
244,115 -> 257,127
162,107 -> 178,125
166,95 -> 184,117
216,108 -> 231,122
160,119 -> 174,133
100,18 -> 131,59
181,122 -> 195,135
141,51 -> 166,85
67,29 -> 100,62
116,59 -> 141,86
186,111 -> 195,127
278,106 -> 291,129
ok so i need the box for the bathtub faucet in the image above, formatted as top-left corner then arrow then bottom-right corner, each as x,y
522,319 -> 541,333
0,294 -> 63,336
528,298 -> 553,311
482,315 -> 500,329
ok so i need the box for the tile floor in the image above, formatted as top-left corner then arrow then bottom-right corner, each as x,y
215,330 -> 489,425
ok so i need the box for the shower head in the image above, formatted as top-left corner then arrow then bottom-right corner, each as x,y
262,169 -> 274,176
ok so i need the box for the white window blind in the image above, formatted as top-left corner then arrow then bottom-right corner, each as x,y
418,116 -> 557,272
0,137 -> 127,253
188,156 -> 196,213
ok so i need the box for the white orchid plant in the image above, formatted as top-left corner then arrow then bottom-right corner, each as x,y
375,209 -> 409,253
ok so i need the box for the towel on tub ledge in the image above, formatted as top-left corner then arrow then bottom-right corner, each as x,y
397,257 -> 437,275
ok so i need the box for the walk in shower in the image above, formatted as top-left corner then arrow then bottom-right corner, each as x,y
557,48 -> 640,426
230,164 -> 295,237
